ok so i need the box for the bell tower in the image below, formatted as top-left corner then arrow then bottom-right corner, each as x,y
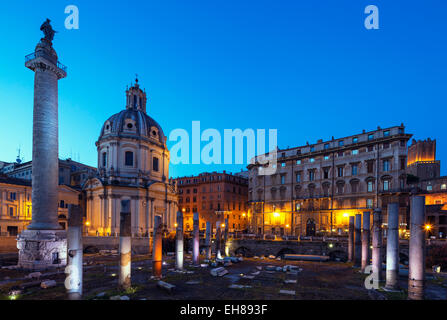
125,76 -> 147,113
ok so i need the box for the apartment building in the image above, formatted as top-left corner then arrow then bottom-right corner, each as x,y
247,124 -> 412,237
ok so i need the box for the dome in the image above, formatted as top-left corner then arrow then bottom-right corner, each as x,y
97,79 -> 167,147
99,108 -> 167,147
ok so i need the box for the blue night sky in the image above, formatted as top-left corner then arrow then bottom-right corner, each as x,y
0,0 -> 446,178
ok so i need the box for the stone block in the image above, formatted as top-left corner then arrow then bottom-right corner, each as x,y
40,280 -> 57,289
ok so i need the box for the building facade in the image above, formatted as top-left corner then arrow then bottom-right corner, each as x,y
175,171 -> 249,232
83,79 -> 177,237
247,125 -> 412,237
2,158 -> 96,188
0,175 -> 80,235
406,139 -> 447,238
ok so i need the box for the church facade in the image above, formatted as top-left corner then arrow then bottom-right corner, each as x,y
83,80 -> 178,237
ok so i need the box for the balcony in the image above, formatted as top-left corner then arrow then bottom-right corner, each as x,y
25,51 -> 67,73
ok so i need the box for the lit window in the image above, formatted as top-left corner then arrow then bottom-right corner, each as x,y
296,160 -> 301,165
367,199 -> 373,208
352,149 -> 359,155
441,184 -> 446,190
353,137 -> 358,143
324,155 -> 330,160
368,134 -> 374,141
310,158 -> 315,163
383,180 -> 390,191
427,185 -> 433,191
281,162 -> 286,167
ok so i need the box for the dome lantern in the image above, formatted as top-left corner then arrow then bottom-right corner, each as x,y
126,75 -> 147,113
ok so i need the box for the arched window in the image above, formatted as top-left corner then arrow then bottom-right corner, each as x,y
125,151 -> 134,166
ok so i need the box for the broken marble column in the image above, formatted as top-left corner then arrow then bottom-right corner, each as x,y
119,200 -> 131,290
348,216 -> 354,262
223,218 -> 229,256
192,212 -> 200,265
385,202 -> 400,290
408,196 -> 426,300
361,211 -> 371,273
66,205 -> 83,300
153,215 -> 163,278
372,208 -> 383,285
176,211 -> 184,270
18,20 -> 67,270
215,221 -> 222,260
205,222 -> 212,260
354,214 -> 362,267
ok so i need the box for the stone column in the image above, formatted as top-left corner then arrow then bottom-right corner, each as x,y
192,212 -> 200,265
205,221 -> 212,260
215,221 -> 222,260
152,215 -> 163,278
348,216 -> 354,262
372,208 -> 383,285
354,214 -> 362,267
361,211 -> 371,273
224,218 -> 229,256
66,205 -> 83,300
119,200 -> 131,290
18,27 -> 67,270
385,202 -> 400,290
408,196 -> 426,300
176,211 -> 184,270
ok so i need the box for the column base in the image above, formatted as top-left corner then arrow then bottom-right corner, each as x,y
17,229 -> 67,271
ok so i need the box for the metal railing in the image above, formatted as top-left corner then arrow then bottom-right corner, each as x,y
25,51 -> 67,72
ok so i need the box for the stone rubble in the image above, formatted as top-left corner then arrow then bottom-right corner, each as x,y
40,280 -> 57,289
210,267 -> 229,277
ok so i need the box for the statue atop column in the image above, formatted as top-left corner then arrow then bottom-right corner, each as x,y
40,18 -> 57,43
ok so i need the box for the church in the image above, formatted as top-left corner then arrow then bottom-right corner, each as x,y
83,79 -> 178,237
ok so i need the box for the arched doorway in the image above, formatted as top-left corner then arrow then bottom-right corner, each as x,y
306,218 -> 316,236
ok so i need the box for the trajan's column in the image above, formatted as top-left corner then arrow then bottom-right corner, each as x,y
17,19 -> 67,270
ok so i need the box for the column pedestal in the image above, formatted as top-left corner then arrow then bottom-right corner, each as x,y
17,229 -> 67,270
